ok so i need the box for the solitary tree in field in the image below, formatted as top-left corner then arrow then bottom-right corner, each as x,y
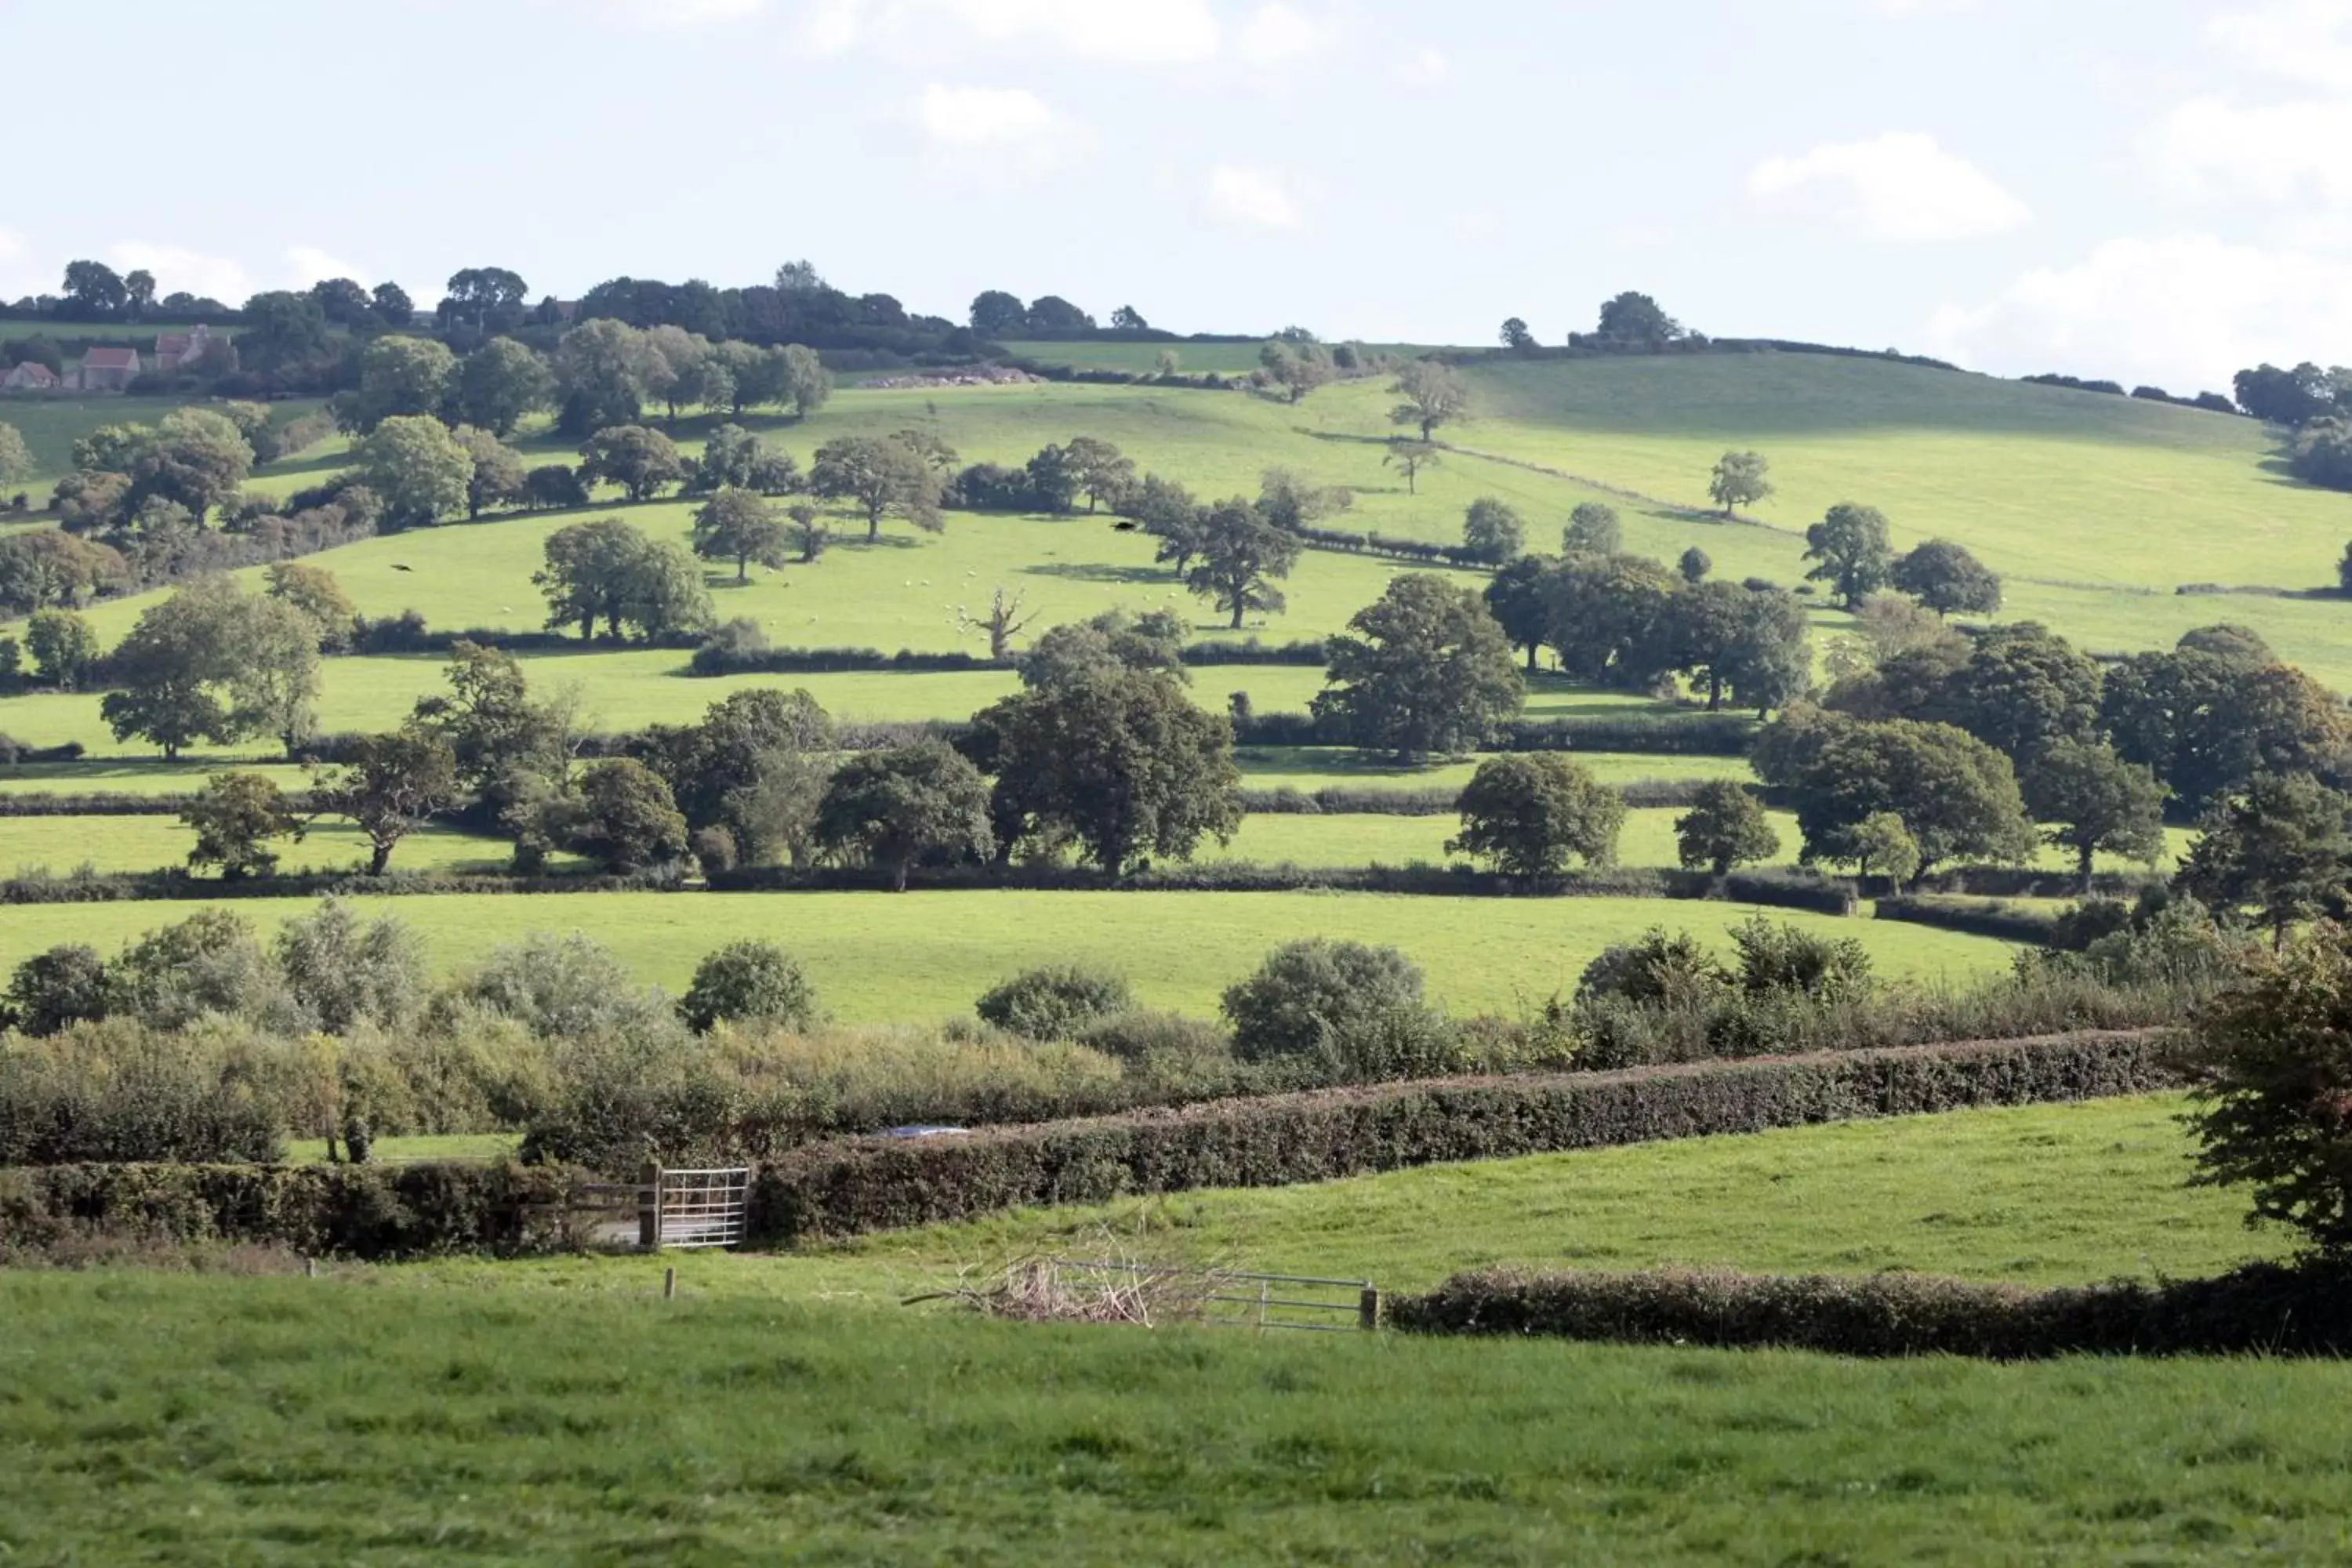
811,434 -> 943,540
1803,502 -> 1896,608
1679,546 -> 1712,583
182,772 -> 304,880
579,424 -> 687,502
1595,291 -> 1685,345
1448,753 -> 1624,879
957,586 -> 1038,660
1392,360 -> 1470,441
1499,317 -> 1537,354
1185,499 -> 1301,628
1461,497 -> 1526,563
1708,451 -> 1773,517
354,415 -> 474,529
2023,739 -> 2168,891
1313,575 -> 1525,763
691,487 -> 789,582
815,739 -> 996,891
1674,780 -> 1780,876
1891,538 -> 2002,617
0,423 -> 31,489
321,725 -> 460,875
1063,436 -> 1136,512
1563,501 -> 1621,555
1383,439 -> 1442,495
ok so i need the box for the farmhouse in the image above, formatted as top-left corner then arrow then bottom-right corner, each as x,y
154,322 -> 232,372
73,346 -> 140,391
1,361 -> 58,390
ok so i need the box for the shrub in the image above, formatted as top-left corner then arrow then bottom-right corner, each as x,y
1577,929 -> 1730,1004
1727,915 -> 1872,1000
681,941 -> 818,1034
5,944 -> 111,1035
274,898 -> 426,1034
691,824 -> 739,876
1447,753 -> 1624,877
976,964 -> 1135,1040
1074,1008 -> 1233,1069
1221,939 -> 1425,1062
0,1020 -> 285,1165
1674,781 -> 1779,876
452,932 -> 680,1044
108,909 -> 296,1031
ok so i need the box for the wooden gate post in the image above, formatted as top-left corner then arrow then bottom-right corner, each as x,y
639,1162 -> 664,1252
1358,1286 -> 1381,1331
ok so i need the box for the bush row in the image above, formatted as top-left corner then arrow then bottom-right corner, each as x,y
1387,1260 -> 2352,1359
683,637 -> 1334,678
0,1160 -> 579,1260
746,1031 -> 2173,1243
0,792 -> 325,818
0,869 -> 682,904
1874,895 -> 2067,945
1238,779 -> 1711,815
1229,710 -> 1758,756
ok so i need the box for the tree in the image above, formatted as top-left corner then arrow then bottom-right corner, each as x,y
61,260 -> 129,317
1391,360 -> 1470,440
125,409 -> 254,521
692,488 -> 789,582
1890,538 -> 2002,616
321,725 -> 459,874
230,593 -> 327,755
25,608 -> 99,689
1595,291 -> 1684,345
371,281 -> 415,327
1024,444 -> 1078,514
1018,608 -> 1184,689
680,941 -> 818,1033
1110,305 -> 1149,331
524,464 -> 590,510
262,564 -> 358,654
574,757 -> 689,871
412,641 -> 572,812
780,343 -> 832,418
1678,546 -> 1711,584
343,336 -> 458,433
815,738 -> 995,890
1708,451 -> 1773,518
5,945 -> 111,1036
1131,474 -> 1205,575
1185,499 -> 1301,629
0,530 -> 124,615
1382,438 -> 1442,495
1259,339 -> 1334,403
1063,436 -> 1135,513
1937,622 -> 2104,767
641,688 -> 834,866
1844,811 -> 1922,884
452,426 -> 528,520
1500,317 -> 1537,354
1461,498 -> 1525,564
1540,550 -> 1681,688
811,435 -> 942,541
976,670 -> 1243,873
122,269 -> 156,319
969,290 -> 1027,334
786,503 -> 829,564
1784,715 -> 2034,876
236,291 -> 331,372
454,338 -> 556,437
1721,586 -> 1813,718
2024,739 -> 2168,891
958,586 -> 1039,661
1313,575 -> 1525,762
2234,361 -> 2339,425
354,414 -> 474,529
2103,652 -> 2352,814
0,422 -> 30,490
1802,502 -> 1894,608
181,772 -> 303,880
1563,501 -> 1621,555
100,579 -> 257,760
311,276 -> 373,327
1221,939 -> 1426,1064
1484,556 -> 1555,673
2179,624 -> 2274,666
1446,753 -> 1624,877
1668,580 -> 1762,712
2180,775 -> 2352,943
443,266 -> 530,332
274,898 -> 427,1035
1675,781 -> 1780,875
579,424 -> 685,502
554,318 -> 663,434
537,519 -> 649,640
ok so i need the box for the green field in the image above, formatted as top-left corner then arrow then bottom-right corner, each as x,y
8,1096 -> 2340,1563
0,394 -> 332,488
0,888 -> 2013,1019
0,815 -> 549,877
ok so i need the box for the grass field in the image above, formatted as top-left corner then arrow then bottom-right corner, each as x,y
1234,746 -> 1755,793
0,394 -> 332,488
7,1097 -> 2339,1563
0,888 -> 2014,1019
0,816 -> 547,877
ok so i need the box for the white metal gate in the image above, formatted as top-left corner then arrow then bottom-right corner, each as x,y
652,1166 -> 750,1250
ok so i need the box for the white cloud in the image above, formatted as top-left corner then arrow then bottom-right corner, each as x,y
1236,3 -> 1334,67
916,82 -> 1060,145
2209,0 -> 2352,91
1747,132 -> 2030,243
104,243 -> 254,303
604,0 -> 763,24
286,245 -> 372,285
2144,95 -> 2352,207
805,0 -> 1220,64
1395,45 -> 1450,83
1926,233 -> 2352,389
1203,165 -> 1304,231
1864,0 -> 1978,13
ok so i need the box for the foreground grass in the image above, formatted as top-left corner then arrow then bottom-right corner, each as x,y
0,889 -> 2013,1019
4,1098 -> 2337,1563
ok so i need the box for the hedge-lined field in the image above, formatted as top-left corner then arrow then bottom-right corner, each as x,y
0,887 -> 2014,1019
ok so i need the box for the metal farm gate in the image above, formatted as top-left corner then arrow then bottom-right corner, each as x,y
535,1163 -> 751,1252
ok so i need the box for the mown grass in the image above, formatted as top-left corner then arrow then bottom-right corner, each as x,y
0,888 -> 2013,1020
5,1097 -> 2342,1563
0,815 -> 545,878
1234,746 -> 1756,793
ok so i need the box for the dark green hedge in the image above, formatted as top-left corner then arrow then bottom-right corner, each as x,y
747,1031 -> 2171,1245
1388,1260 -> 2352,1359
1875,895 -> 2064,945
1231,710 -> 1759,755
0,869 -> 682,904
0,1160 -> 579,1259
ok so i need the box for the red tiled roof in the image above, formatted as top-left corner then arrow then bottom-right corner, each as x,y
8,362 -> 57,384
82,347 -> 140,370
156,333 -> 192,355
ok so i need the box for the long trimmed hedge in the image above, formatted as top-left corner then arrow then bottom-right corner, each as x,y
0,1160 -> 579,1259
0,869 -> 684,904
1230,710 -> 1759,756
746,1030 -> 2173,1245
1388,1261 -> 2352,1359
1875,895 -> 2065,945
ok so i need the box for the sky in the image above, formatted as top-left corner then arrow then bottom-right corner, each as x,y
5,0 -> 2352,391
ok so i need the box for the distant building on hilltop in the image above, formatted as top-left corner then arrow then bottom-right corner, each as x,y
153,322 -> 233,372
2,361 -> 59,391
73,347 -> 140,391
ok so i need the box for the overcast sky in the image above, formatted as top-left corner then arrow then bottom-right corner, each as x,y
6,0 -> 2351,391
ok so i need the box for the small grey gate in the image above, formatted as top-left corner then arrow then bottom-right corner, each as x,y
647,1165 -> 750,1250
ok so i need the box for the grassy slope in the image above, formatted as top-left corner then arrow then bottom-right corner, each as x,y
0,394 -> 332,488
0,889 -> 2011,1018
6,1098 -> 2337,1563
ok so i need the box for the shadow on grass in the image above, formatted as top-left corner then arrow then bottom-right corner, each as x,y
1020,561 -> 1167,585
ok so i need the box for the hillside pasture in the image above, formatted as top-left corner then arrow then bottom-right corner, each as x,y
0,888 -> 2015,1020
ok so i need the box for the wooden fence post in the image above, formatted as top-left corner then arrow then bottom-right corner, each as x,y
639,1162 -> 663,1252
1358,1286 -> 1381,1331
